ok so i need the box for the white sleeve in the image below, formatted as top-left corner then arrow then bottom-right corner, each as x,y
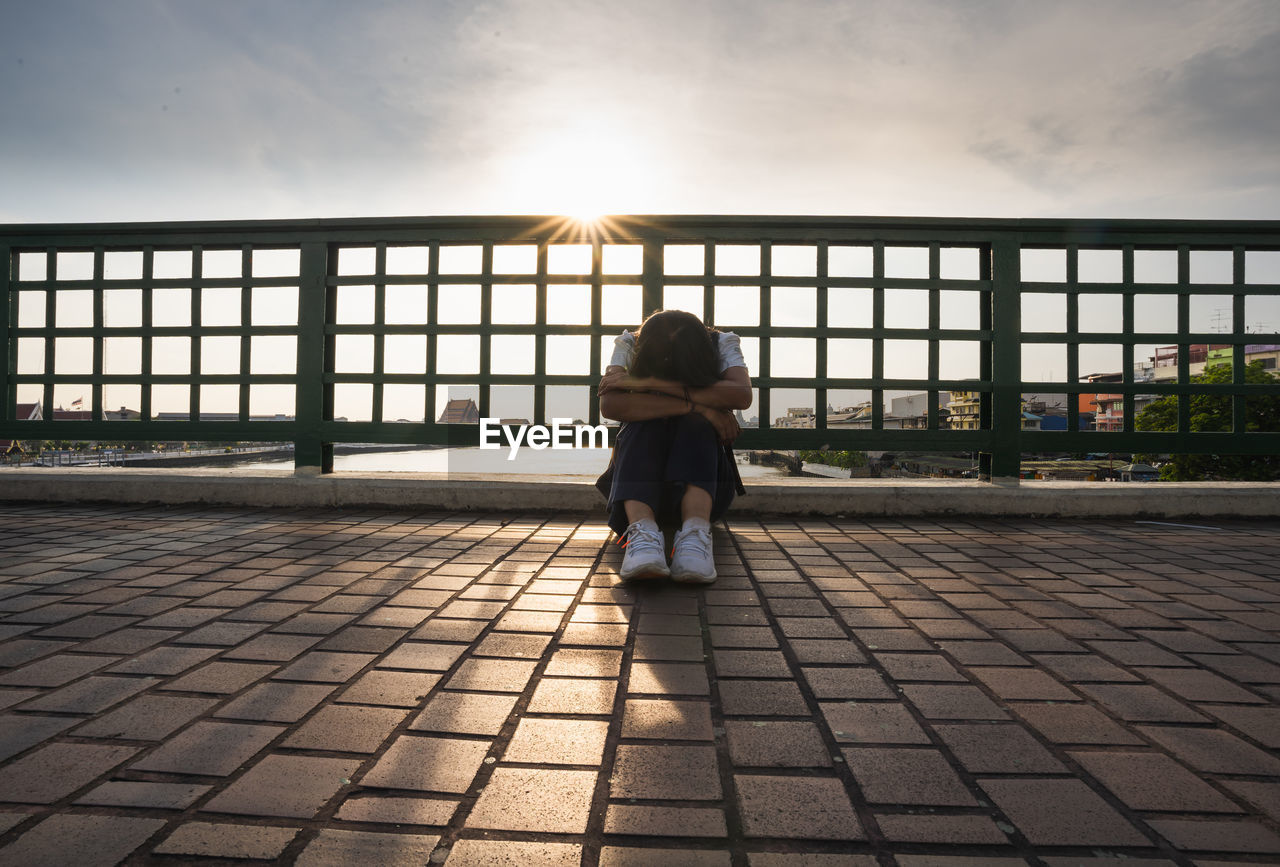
717,331 -> 746,373
609,331 -> 636,370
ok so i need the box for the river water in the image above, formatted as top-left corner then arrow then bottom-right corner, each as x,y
245,446 -> 786,478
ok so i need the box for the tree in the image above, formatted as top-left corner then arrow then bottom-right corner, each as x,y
1135,360 -> 1280,480
798,449 -> 868,469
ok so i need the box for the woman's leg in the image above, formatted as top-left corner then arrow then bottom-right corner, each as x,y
666,413 -> 720,584
625,500 -> 657,523
608,420 -> 674,580
680,484 -> 713,521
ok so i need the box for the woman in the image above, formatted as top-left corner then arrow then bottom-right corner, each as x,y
597,309 -> 752,584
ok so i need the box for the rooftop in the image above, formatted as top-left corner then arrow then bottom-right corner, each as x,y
0,503 -> 1277,864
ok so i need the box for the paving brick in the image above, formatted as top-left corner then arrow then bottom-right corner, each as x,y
284,704 -> 409,753
445,839 -> 582,866
1088,640 -> 1189,667
446,658 -> 537,692
714,649 -> 793,678
787,639 -> 865,664
720,680 -> 810,716
295,829 -> 441,866
875,653 -> 968,682
611,744 -> 722,800
318,626 -> 406,653
735,775 -> 863,840
1070,750 -> 1242,812
600,847 -> 730,866
276,650 -> 377,683
1221,780 -> 1280,823
876,813 -> 1008,844
1076,683 -> 1206,723
0,742 -> 138,803
0,638 -> 75,668
361,734 -> 490,793
1136,725 -> 1280,775
521,678 -> 613,716
933,723 -> 1064,773
748,855 -> 877,867
820,701 -> 931,744
222,632 -> 322,661
633,634 -> 705,661
340,671 -> 440,701
131,720 -> 279,776
0,814 -> 164,867
75,779 -> 210,808
174,620 -> 269,645
203,754 -> 360,819
901,684 -> 1009,720
844,747 -> 975,805
935,640 -> 1027,666
335,793 -> 458,825
1031,653 -> 1139,682
0,715 -> 76,761
726,720 -> 832,767
559,622 -> 630,645
20,674 -> 154,714
629,662 -> 710,695
410,691 -> 519,735
152,821 -> 298,859
0,653 -> 118,687
474,631 -> 552,659
217,681 -> 336,722
979,778 -> 1147,846
603,804 -> 727,837
1013,702 -> 1143,745
1137,666 -> 1267,704
968,666 -> 1076,701
621,699 -> 713,740
164,660 -> 277,693
802,666 -> 894,699
504,717 -> 608,764
1147,818 -> 1280,854
378,641 -> 467,672
544,647 -> 623,677
1204,704 -> 1280,748
467,767 -> 596,833
708,626 -> 778,648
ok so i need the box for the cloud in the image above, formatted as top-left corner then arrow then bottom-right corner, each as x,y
2,0 -> 1277,222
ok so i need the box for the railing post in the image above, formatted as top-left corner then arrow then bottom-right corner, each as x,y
294,241 -> 332,474
987,240 -> 1022,483
1,245 -> 12,424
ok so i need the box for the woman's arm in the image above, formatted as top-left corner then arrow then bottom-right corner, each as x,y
599,367 -> 752,411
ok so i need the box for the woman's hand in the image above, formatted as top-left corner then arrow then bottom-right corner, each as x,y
598,369 -> 629,395
696,404 -> 740,444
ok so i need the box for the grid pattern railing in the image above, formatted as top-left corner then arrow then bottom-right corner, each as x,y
3,215 -> 1278,477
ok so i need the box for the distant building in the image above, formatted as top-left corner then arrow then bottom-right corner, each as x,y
104,406 -> 141,421
438,399 -> 480,424
1,401 -> 41,453
774,407 -> 815,429
947,391 -> 982,430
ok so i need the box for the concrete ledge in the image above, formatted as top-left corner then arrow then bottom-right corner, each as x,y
2,468 -> 1278,518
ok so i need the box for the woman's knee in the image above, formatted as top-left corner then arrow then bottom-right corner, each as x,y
676,411 -> 717,438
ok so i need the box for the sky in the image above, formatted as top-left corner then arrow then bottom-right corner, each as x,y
5,1 -> 1280,426
3,0 -> 1280,223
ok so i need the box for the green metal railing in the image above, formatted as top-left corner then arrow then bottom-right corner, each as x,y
3,215 -> 1279,478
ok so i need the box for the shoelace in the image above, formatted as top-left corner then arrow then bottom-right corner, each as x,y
622,521 -> 664,551
673,526 -> 711,559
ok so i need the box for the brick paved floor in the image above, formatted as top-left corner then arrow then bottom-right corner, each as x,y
0,504 -> 1278,866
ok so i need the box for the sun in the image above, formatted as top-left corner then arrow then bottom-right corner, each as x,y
497,121 -> 650,218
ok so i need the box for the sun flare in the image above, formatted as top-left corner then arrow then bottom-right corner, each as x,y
498,120 -> 651,218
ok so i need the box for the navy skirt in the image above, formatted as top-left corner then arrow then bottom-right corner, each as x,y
595,413 -> 744,537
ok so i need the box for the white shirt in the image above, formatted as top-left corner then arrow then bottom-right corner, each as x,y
609,330 -> 746,374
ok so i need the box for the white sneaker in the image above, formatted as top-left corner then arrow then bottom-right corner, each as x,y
619,518 -> 670,581
670,521 -> 716,584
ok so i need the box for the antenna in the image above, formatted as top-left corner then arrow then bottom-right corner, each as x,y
1210,308 -> 1230,334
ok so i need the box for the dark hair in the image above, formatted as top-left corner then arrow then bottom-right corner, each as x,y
630,309 -> 720,388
